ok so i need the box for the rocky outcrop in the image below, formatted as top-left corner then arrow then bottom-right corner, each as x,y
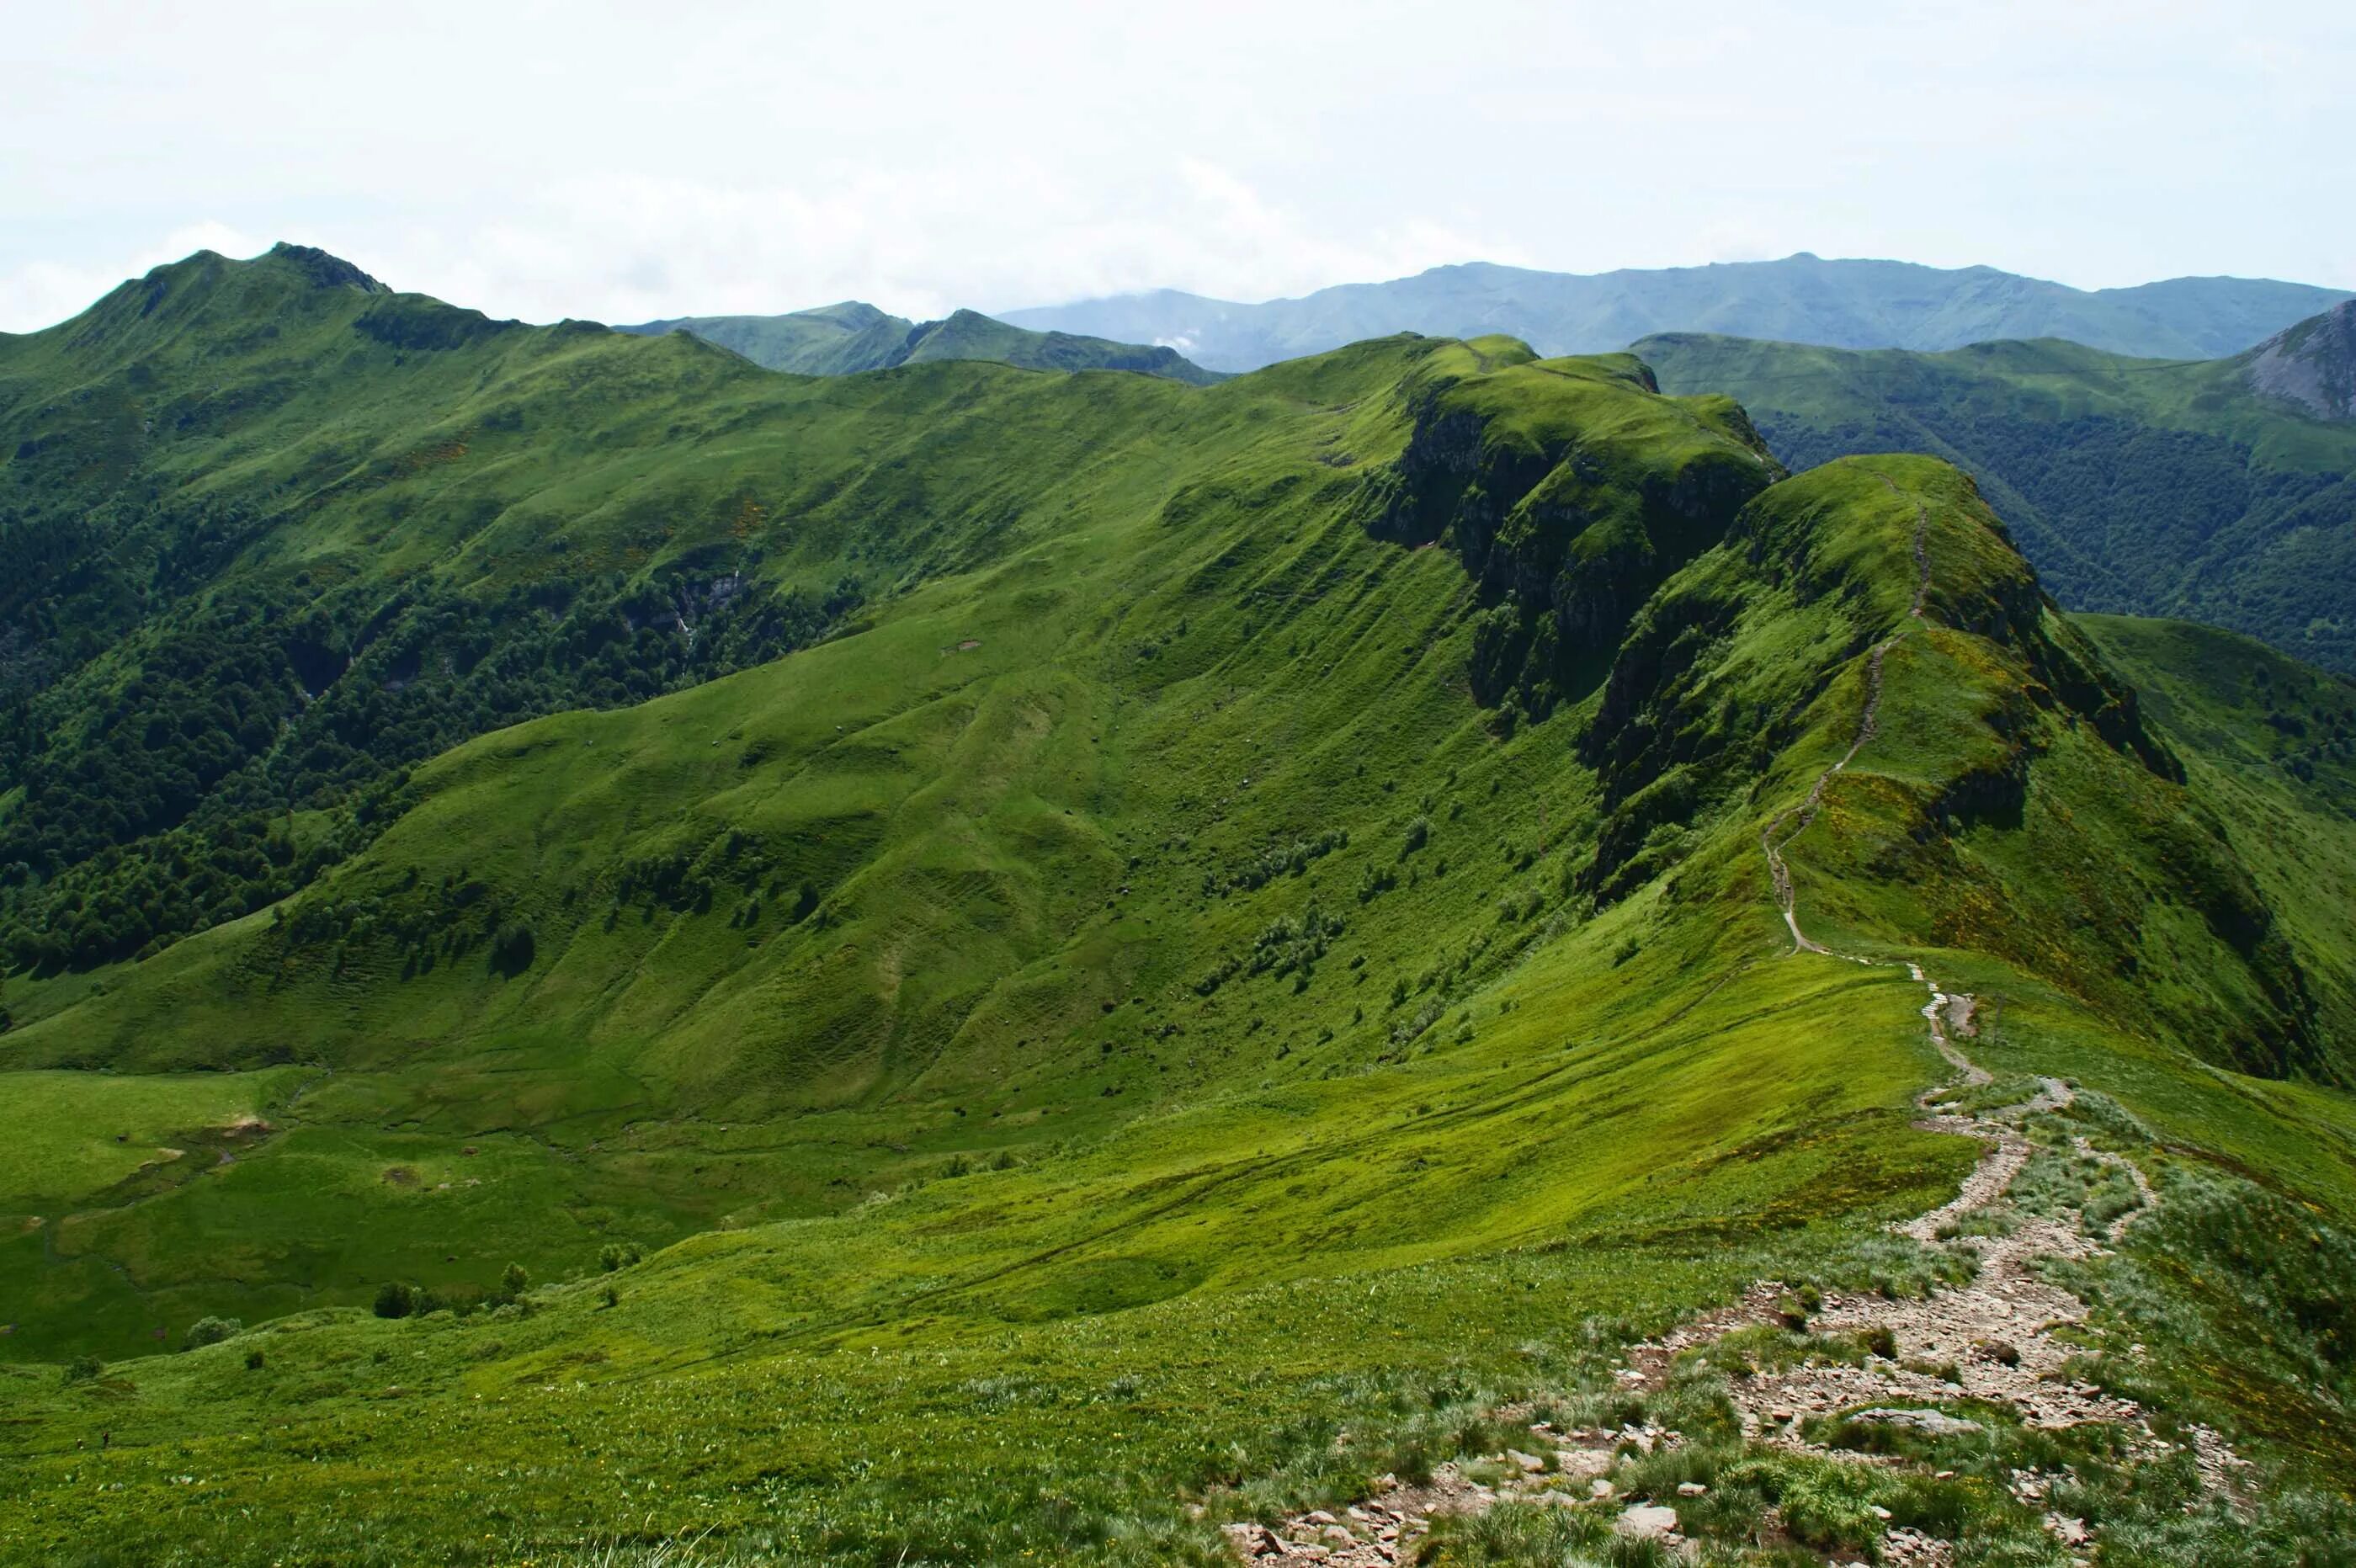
1366,358 -> 1778,718
2242,299 -> 2356,421
267,242 -> 390,295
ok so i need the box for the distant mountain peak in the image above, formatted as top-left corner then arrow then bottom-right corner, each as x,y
802,300 -> 895,328
2243,298 -> 2356,421
1002,257 -> 2352,371
617,300 -> 1220,384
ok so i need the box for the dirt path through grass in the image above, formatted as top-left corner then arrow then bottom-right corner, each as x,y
1234,473 -> 2247,1565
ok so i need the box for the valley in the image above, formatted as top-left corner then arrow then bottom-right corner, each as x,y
1643,306 -> 2356,673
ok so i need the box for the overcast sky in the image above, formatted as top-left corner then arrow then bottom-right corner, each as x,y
4,0 -> 2350,332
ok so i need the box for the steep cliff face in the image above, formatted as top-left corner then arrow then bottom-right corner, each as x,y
2242,298 -> 2356,421
1364,342 -> 1780,720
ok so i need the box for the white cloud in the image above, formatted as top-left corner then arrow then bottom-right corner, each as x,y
1,221 -> 269,334
3,0 -> 2352,332
123,165 -> 1529,332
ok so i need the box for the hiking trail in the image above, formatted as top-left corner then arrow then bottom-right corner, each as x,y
1232,476 -> 2243,1566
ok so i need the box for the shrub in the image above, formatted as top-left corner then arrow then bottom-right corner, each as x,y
598,1241 -> 642,1273
1391,997 -> 1444,1047
1204,829 -> 1349,896
497,1262 -> 529,1302
1193,954 -> 1240,996
61,1355 -> 102,1385
245,1348 -> 267,1370
490,919 -> 536,975
181,1316 -> 241,1351
373,1281 -> 415,1319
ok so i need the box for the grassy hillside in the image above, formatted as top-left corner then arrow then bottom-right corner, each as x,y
1642,327 -> 2356,672
0,245 -> 1252,975
2,443 -> 2352,1560
3,258 -> 2355,1565
1004,255 -> 2353,373
623,302 -> 1221,384
2,310 -> 1801,1353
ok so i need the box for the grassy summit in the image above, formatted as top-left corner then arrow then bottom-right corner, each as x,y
1,252 -> 2353,1565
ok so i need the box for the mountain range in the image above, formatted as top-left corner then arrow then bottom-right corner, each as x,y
621,300 -> 1222,383
1002,254 -> 2354,372
3,246 -> 2355,1565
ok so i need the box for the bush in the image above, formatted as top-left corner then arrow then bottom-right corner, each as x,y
244,1348 -> 266,1370
598,1241 -> 642,1273
373,1281 -> 415,1319
1391,997 -> 1444,1047
490,919 -> 535,975
497,1262 -> 529,1303
61,1354 -> 102,1385
181,1316 -> 241,1351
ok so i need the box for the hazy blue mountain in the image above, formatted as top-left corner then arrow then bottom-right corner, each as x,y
621,302 -> 1221,384
1002,255 -> 2353,372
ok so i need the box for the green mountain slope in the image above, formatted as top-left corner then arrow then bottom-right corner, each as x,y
3,259 -> 2355,1565
1003,254 -> 2353,372
3,311 -> 1800,1350
0,246 -> 1246,978
622,302 -> 1222,384
1641,323 -> 2356,672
